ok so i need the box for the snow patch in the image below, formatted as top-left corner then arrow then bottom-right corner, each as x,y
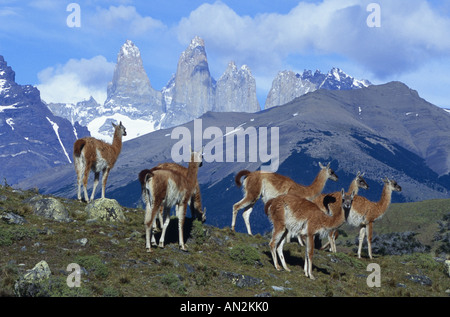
46,117 -> 72,164
6,118 -> 14,130
0,103 -> 18,112
87,113 -> 160,143
0,151 -> 28,158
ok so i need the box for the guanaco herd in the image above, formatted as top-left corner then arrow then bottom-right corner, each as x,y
73,122 -> 402,280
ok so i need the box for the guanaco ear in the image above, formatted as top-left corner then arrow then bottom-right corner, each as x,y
319,162 -> 324,168
112,122 -> 117,128
341,188 -> 345,196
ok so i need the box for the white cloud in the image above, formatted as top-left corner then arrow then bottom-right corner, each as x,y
91,5 -> 166,36
176,0 -> 450,79
37,56 -> 115,104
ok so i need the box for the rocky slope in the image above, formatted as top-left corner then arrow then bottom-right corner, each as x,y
0,185 -> 449,298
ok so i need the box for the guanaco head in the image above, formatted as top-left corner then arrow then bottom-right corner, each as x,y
112,121 -> 127,137
341,188 -> 355,213
356,171 -> 369,190
319,162 -> 338,182
189,147 -> 204,167
382,177 -> 402,192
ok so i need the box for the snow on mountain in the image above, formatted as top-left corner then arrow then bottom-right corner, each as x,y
87,112 -> 162,143
46,116 -> 72,163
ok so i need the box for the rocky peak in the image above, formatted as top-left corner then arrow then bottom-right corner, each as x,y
162,36 -> 215,127
215,61 -> 260,112
265,68 -> 371,109
265,70 -> 316,109
187,36 -> 205,52
119,40 -> 141,60
104,40 -> 163,119
0,55 -> 15,82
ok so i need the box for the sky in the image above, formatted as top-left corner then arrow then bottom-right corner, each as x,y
1,0 -> 450,108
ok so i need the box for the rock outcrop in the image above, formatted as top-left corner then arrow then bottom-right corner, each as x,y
215,61 -> 260,113
265,68 -> 371,109
104,40 -> 164,119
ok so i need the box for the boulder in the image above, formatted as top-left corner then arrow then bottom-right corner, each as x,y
14,260 -> 51,297
85,198 -> 126,222
28,197 -> 71,222
1,211 -> 27,224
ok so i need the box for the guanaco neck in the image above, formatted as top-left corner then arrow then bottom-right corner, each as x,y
376,184 -> 392,213
111,128 -> 123,154
308,169 -> 328,196
348,178 -> 359,195
186,155 -> 200,187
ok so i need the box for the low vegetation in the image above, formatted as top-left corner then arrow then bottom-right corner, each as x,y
0,185 -> 448,297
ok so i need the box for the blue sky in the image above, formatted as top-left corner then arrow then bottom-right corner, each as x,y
1,0 -> 450,108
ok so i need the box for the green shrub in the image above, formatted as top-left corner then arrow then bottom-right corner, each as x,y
74,255 -> 109,279
161,273 -> 187,295
0,225 -> 37,246
190,219 -> 206,244
36,276 -> 93,297
228,244 -> 260,265
402,253 -> 442,271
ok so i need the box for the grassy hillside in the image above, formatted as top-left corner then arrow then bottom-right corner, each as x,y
0,184 -> 448,298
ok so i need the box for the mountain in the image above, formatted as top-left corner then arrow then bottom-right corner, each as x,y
215,61 -> 260,113
17,81 -> 450,234
161,36 -> 216,128
265,70 -> 316,109
48,40 -> 165,142
0,55 -> 89,185
44,39 -> 370,144
104,40 -> 164,123
47,37 -> 260,139
161,37 -> 260,128
47,96 -> 100,127
265,68 -> 371,109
